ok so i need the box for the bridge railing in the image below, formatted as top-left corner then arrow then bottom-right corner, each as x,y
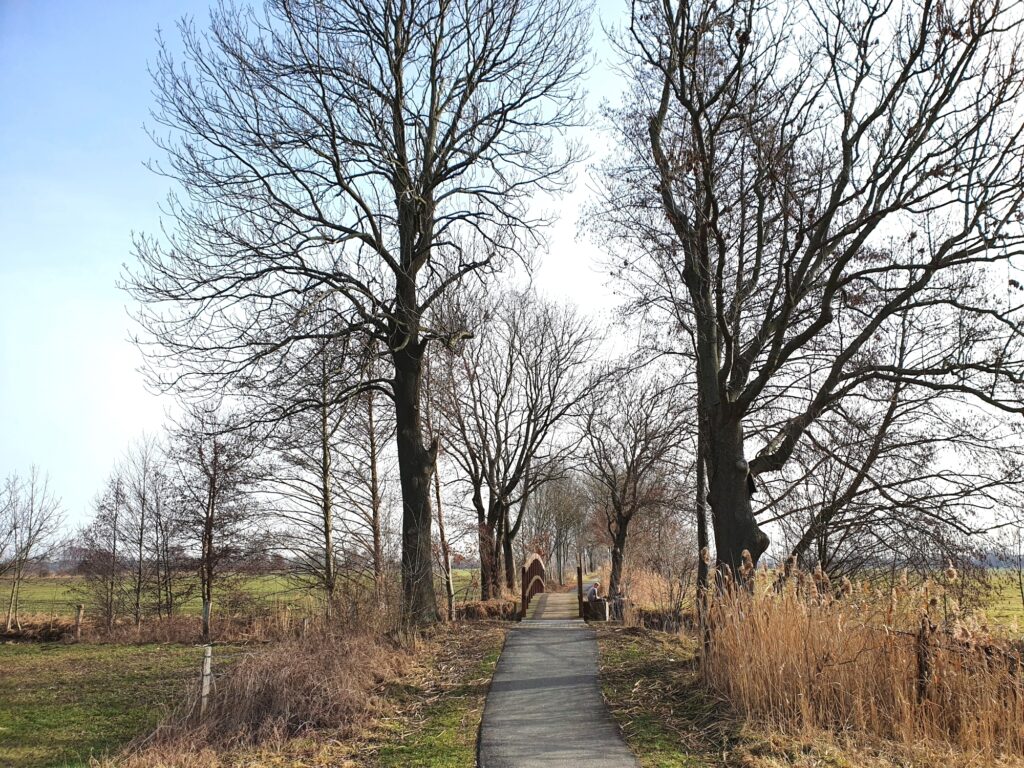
520,554 -> 546,617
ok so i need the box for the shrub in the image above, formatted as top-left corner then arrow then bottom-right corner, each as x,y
151,631 -> 413,749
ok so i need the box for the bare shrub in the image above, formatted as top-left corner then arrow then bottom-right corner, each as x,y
704,563 -> 1024,758
454,599 -> 518,621
143,632 -> 412,751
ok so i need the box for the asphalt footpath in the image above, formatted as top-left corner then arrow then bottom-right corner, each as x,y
477,593 -> 639,767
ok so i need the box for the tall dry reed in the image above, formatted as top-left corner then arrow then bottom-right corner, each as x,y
704,561 -> 1024,758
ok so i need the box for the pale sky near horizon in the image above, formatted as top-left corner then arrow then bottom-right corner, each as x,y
0,1 -> 625,528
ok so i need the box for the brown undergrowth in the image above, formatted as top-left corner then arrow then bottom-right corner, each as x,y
100,620 -> 507,767
597,625 -> 1024,768
706,563 -> 1024,761
598,556 -> 1024,768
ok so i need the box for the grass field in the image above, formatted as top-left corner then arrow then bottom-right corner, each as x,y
2,569 -> 483,623
0,643 -> 209,768
0,574 -> 297,619
986,570 -> 1024,627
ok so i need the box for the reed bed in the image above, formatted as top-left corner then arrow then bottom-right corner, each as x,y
704,557 -> 1024,758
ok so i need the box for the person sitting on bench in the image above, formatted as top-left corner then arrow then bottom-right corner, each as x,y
586,581 -> 600,603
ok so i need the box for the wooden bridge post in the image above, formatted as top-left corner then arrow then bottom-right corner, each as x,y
577,565 -> 584,619
521,565 -> 527,618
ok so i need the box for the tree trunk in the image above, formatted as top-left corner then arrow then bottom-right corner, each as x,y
705,416 -> 769,579
393,341 -> 440,625
202,495 -> 215,642
434,466 -> 455,621
321,395 -> 336,620
556,543 -> 564,587
489,499 -> 506,598
134,478 -> 146,629
695,422 -> 710,657
367,391 -> 384,601
609,521 -> 629,597
502,509 -> 516,592
5,567 -> 19,631
478,521 -> 496,601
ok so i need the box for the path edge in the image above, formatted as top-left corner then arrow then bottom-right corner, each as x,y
475,625 -> 512,768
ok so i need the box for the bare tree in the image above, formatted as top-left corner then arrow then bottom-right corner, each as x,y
337,383 -> 397,599
754,314 -> 1024,578
76,473 -> 129,631
3,467 -> 65,631
169,407 -> 259,640
125,0 -> 590,624
595,0 -> 1024,574
120,435 -> 165,627
0,479 -> 15,580
580,374 -> 690,596
434,289 -> 600,598
149,463 -> 194,619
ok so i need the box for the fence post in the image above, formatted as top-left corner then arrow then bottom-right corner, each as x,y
916,615 -> 933,704
200,644 -> 213,718
75,604 -> 84,642
577,565 -> 584,619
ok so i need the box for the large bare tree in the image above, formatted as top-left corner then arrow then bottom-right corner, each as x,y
126,0 -> 590,624
433,289 -> 600,598
595,0 -> 1024,574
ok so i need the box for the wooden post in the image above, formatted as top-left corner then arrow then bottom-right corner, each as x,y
75,604 -> 84,642
520,565 -> 527,618
301,616 -> 309,639
916,615 -> 933,704
577,565 -> 584,619
200,644 -> 213,718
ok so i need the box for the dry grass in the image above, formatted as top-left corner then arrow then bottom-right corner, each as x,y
704,562 -> 1024,762
97,621 -> 507,768
155,632 -> 414,749
453,598 -> 518,620
598,624 -> 1024,768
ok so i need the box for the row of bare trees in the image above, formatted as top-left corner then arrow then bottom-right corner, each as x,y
75,412 -> 260,639
112,0 -> 1024,624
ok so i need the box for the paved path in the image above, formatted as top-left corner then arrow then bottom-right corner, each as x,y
478,593 -> 639,767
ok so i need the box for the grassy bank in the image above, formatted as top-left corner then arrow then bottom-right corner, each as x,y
0,643 -> 210,768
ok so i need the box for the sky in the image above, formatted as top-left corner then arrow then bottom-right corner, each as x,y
0,1 -> 625,528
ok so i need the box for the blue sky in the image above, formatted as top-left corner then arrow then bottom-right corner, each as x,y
0,1 -> 218,526
0,0 -> 621,528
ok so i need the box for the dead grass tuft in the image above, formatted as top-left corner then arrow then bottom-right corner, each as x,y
453,599 -> 518,621
140,630 -> 414,754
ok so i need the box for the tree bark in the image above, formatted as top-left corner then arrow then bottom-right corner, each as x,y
201,493 -> 215,642
609,520 -> 630,597
393,341 -> 440,625
434,466 -> 455,621
705,416 -> 768,579
367,391 -> 383,602
320,394 -> 336,619
502,506 -> 516,592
